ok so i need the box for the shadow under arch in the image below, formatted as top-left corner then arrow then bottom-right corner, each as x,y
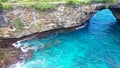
95,4 -> 120,22
86,9 -> 117,36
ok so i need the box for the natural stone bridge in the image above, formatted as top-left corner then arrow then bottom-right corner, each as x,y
0,1 -> 120,44
0,1 -> 120,67
109,3 -> 120,21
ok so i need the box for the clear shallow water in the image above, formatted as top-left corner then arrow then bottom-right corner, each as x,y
13,9 -> 120,68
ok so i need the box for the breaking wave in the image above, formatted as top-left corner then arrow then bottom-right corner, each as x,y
10,61 -> 25,68
12,40 -> 44,53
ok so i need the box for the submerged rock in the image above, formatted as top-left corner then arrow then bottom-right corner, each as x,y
0,46 -> 32,68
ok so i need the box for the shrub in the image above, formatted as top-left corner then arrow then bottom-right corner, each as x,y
109,0 -> 116,4
0,0 -> 62,2
32,3 -> 55,11
0,0 -> 8,2
0,53 -> 4,59
0,3 -> 3,12
14,18 -> 24,32
66,0 -> 78,5
3,4 -> 13,10
37,23 -> 43,28
95,0 -> 116,3
65,0 -> 85,5
37,0 -> 61,2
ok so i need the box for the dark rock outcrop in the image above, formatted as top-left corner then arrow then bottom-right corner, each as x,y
0,13 -> 9,27
109,3 -> 120,21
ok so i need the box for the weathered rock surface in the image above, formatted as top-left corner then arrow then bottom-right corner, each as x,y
0,2 -> 120,68
0,4 -> 104,38
0,46 -> 32,68
109,2 -> 120,22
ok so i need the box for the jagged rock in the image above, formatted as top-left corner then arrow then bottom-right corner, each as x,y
109,3 -> 120,22
0,3 -> 114,38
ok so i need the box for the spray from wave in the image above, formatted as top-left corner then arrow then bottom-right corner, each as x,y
11,39 -> 45,68
12,40 -> 44,53
10,61 -> 25,68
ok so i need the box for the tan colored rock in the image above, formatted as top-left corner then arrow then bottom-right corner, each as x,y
0,4 -> 106,38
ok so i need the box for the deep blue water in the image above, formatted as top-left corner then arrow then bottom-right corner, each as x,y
13,9 -> 120,68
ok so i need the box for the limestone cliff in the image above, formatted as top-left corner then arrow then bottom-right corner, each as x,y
0,4 -> 104,38
109,3 -> 120,22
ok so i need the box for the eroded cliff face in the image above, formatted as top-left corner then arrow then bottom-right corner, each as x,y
109,3 -> 120,22
0,4 -> 104,38
0,3 -> 116,68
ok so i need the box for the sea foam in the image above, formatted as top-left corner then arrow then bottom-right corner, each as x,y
12,40 -> 44,53
10,61 -> 25,68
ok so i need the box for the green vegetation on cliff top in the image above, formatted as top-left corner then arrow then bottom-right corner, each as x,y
0,0 -> 117,11
0,0 -> 116,3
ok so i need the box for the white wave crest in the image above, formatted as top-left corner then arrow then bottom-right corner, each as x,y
39,43 -> 44,48
12,40 -> 45,53
12,41 -> 22,48
21,45 -> 39,53
75,23 -> 87,30
10,61 -> 25,68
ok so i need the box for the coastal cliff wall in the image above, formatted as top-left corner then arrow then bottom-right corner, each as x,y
0,2 -> 120,67
109,3 -> 120,22
0,4 -> 104,38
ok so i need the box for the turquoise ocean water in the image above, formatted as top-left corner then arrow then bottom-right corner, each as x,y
12,9 -> 120,68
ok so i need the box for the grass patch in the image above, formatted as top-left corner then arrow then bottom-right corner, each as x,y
0,0 -> 116,10
0,0 -> 116,3
30,3 -> 55,11
14,18 -> 24,32
65,0 -> 85,5
0,53 -> 5,59
0,3 -> 3,12
65,0 -> 116,5
65,0 -> 97,5
32,0 -> 61,2
92,0 -> 116,3
30,23 -> 43,29
29,24 -> 36,28
37,23 -> 43,28
0,0 -> 63,2
3,4 -> 13,10
0,0 -> 8,2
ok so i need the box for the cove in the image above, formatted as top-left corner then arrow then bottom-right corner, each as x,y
11,9 -> 120,68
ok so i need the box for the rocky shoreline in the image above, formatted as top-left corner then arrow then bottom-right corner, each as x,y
0,22 -> 87,68
0,3 -> 104,51
0,47 -> 32,68
0,2 -> 120,68
0,4 -> 108,68
0,3 -> 105,38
